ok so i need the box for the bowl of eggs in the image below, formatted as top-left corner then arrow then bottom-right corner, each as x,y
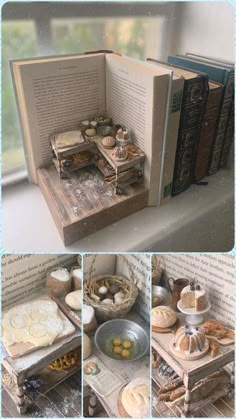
95,319 -> 149,361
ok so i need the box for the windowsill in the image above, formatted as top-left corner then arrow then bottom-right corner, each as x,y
2,169 -> 234,252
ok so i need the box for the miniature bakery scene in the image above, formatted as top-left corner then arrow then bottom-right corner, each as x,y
151,254 -> 235,418
82,253 -> 150,418
39,114 -> 147,245
1,254 -> 82,417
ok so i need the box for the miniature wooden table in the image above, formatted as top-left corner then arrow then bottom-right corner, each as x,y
84,310 -> 150,418
152,314 -> 234,417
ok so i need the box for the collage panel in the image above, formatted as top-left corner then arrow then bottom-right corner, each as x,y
151,253 -> 235,418
2,254 -> 82,418
83,253 -> 151,418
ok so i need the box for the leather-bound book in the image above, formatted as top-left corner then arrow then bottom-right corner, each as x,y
195,81 -> 223,181
147,60 -> 209,195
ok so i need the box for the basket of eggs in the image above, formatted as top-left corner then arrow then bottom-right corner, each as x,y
84,256 -> 138,322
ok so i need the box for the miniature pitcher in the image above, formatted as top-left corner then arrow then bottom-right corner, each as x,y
168,277 -> 189,311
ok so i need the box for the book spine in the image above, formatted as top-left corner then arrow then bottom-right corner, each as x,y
220,95 -> 234,167
208,70 -> 234,174
160,77 -> 184,202
171,76 -> 209,195
194,85 -> 223,181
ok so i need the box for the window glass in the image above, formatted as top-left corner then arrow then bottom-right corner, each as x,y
2,21 -> 38,175
2,17 -> 161,177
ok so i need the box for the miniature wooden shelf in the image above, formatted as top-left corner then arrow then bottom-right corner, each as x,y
51,136 -> 95,159
94,137 -> 145,174
84,310 -> 150,418
152,313 -> 234,417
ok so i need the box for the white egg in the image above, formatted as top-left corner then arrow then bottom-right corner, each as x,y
98,286 -> 108,295
114,291 -> 125,304
102,298 -> 113,305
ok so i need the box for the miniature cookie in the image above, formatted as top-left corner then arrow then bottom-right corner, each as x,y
102,136 -> 116,149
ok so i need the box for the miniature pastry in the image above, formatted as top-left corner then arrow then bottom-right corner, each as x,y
54,130 -> 84,148
180,283 -> 207,311
201,319 -> 234,339
112,146 -> 128,161
65,290 -> 81,310
121,377 -> 150,418
46,267 -> 71,298
83,333 -> 92,360
152,306 -> 177,328
207,336 -> 219,356
102,136 -> 116,149
3,299 -> 64,347
173,325 -> 206,354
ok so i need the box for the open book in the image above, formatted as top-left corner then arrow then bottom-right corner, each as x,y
11,51 -> 170,206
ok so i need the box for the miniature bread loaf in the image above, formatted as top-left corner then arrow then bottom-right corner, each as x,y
102,136 -> 116,149
121,377 -> 150,418
46,268 -> 71,297
65,290 -> 81,310
152,306 -> 177,328
83,333 -> 92,360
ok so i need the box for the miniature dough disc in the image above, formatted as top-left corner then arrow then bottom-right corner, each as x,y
30,309 -> 48,322
10,315 -> 28,329
29,323 -> 47,338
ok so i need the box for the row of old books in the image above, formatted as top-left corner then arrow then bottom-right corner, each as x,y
148,53 -> 234,204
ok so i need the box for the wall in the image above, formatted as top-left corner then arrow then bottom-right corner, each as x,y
2,254 -> 79,309
167,2 -> 234,62
157,253 -> 235,327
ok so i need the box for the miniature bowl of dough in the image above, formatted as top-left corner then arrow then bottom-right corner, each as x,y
95,319 -> 149,361
152,286 -> 168,307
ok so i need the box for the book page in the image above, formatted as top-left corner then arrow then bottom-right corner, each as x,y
105,54 -> 169,205
116,254 -> 151,323
158,254 -> 235,327
2,254 -> 76,309
13,54 -> 106,182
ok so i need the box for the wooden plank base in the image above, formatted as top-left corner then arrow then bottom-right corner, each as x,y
37,166 -> 148,245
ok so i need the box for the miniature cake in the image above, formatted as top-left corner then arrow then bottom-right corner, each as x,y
174,325 -> 206,355
180,282 -> 207,311
121,377 -> 150,418
152,306 -> 177,328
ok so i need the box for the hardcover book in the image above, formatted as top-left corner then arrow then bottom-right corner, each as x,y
168,55 -> 234,175
195,81 -> 223,181
147,60 -> 208,195
147,59 -> 184,203
11,51 -> 170,243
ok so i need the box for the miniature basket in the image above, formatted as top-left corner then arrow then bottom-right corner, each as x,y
152,255 -> 163,285
84,255 -> 138,322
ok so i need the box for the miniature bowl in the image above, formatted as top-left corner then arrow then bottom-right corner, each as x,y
152,285 -> 168,307
97,125 -> 115,137
95,319 -> 149,361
